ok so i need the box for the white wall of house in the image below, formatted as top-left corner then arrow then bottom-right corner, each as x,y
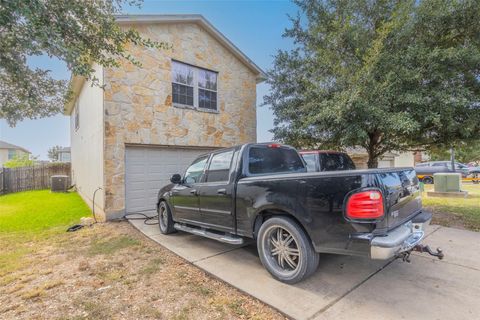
394,152 -> 415,167
70,64 -> 105,218
0,149 -> 8,166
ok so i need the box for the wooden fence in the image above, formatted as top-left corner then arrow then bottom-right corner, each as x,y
0,163 -> 71,195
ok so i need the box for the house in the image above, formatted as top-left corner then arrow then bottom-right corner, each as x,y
347,148 -> 415,169
64,15 -> 265,220
58,147 -> 71,162
0,140 -> 31,166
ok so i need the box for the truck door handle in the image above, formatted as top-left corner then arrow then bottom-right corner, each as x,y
217,188 -> 227,195
190,189 -> 197,195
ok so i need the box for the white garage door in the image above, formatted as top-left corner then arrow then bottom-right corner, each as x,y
125,146 -> 213,214
378,159 -> 394,168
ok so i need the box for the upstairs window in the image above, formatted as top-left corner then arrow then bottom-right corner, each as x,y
172,61 -> 218,111
8,149 -> 16,160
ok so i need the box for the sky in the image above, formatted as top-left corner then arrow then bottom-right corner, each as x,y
0,0 -> 298,160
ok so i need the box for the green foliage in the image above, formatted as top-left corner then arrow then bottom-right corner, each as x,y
0,0 -> 169,126
428,141 -> 480,164
3,154 -> 34,168
47,145 -> 62,162
265,0 -> 480,167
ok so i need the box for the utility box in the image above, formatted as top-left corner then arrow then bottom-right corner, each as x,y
433,173 -> 461,192
51,175 -> 69,192
427,173 -> 467,198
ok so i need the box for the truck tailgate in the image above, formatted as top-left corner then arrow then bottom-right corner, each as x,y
376,169 -> 422,230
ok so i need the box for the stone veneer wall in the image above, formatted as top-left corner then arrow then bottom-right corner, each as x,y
103,22 -> 258,217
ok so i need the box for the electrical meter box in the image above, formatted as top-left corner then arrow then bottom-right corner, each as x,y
433,173 -> 461,192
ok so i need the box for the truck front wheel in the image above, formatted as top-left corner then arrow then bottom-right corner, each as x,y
257,216 -> 319,284
158,201 -> 176,234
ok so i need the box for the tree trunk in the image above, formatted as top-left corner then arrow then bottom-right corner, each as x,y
367,154 -> 379,168
367,131 -> 381,168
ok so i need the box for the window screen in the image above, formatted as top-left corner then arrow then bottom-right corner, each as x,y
172,61 -> 194,107
172,61 -> 218,110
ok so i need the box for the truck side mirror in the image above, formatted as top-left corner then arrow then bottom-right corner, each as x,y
170,174 -> 182,184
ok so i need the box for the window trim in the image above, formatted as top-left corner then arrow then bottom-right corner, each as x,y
172,60 -> 218,112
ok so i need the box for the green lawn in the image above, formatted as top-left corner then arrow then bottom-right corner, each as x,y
0,190 -> 280,319
422,184 -> 480,231
0,190 -> 89,234
0,190 -> 89,276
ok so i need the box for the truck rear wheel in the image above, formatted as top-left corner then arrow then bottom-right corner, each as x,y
257,216 -> 319,284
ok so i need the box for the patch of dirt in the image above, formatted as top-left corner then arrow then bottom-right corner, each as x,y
428,208 -> 468,231
0,222 -> 284,320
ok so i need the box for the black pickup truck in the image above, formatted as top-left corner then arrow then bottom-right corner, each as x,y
157,143 -> 439,283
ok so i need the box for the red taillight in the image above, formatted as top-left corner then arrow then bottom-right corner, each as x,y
346,190 -> 384,220
268,143 -> 281,148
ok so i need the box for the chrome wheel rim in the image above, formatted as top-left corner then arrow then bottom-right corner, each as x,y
159,203 -> 168,230
264,226 -> 300,273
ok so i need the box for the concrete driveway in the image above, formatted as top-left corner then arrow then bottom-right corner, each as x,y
129,217 -> 480,320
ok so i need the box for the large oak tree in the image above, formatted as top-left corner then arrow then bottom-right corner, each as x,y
0,0 -> 168,126
265,0 -> 480,167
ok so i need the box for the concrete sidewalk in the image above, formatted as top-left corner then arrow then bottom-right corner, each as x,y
129,218 -> 480,320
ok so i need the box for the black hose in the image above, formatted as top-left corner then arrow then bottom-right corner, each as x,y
92,187 -> 102,224
124,210 -> 159,225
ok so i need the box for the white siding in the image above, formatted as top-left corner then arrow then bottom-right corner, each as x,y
70,64 -> 105,217
0,149 -> 8,166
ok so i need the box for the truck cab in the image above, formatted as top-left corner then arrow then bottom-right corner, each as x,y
156,143 -> 439,283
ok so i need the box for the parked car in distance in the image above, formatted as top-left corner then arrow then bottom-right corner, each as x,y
299,150 -> 356,172
156,143 -> 437,283
415,161 -> 470,184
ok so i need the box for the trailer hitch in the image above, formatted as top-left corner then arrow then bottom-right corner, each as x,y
412,244 -> 444,260
398,245 -> 444,263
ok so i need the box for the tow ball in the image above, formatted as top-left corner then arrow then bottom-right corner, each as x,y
398,245 -> 444,263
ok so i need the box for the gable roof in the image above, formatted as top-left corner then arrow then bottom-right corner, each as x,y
116,14 -> 266,80
64,14 -> 266,115
0,140 -> 30,153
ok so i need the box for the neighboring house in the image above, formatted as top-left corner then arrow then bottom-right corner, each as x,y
0,140 -> 31,166
64,15 -> 265,220
58,147 -> 71,162
347,148 -> 415,169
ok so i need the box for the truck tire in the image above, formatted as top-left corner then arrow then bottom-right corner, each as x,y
422,176 -> 434,184
257,216 -> 319,284
158,201 -> 176,234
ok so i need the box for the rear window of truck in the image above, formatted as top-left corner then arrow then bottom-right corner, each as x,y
248,146 -> 306,175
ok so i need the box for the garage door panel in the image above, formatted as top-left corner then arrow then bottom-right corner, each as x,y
125,146 -> 214,213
